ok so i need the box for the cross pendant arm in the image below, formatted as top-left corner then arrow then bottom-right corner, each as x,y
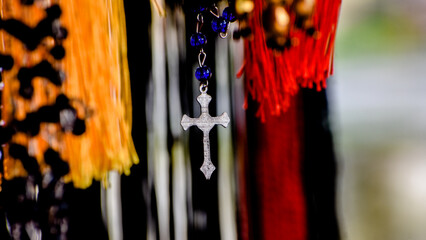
181,114 -> 195,130
211,112 -> 230,128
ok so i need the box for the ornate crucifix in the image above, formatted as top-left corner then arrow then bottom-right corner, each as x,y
181,91 -> 230,179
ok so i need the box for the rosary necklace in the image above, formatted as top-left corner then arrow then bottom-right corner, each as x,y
181,5 -> 236,180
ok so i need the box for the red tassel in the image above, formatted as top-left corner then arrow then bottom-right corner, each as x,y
244,0 -> 341,121
242,94 -> 307,240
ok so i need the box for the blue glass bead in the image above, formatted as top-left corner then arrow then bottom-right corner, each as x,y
211,17 -> 228,33
223,7 -> 237,22
195,66 -> 212,81
190,33 -> 207,48
193,5 -> 207,13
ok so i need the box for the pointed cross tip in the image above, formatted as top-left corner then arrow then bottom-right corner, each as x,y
200,162 -> 216,179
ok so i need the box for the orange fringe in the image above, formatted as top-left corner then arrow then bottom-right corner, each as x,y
1,0 -> 139,189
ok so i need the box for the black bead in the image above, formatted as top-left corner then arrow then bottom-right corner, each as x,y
233,30 -> 241,40
0,126 -> 15,145
266,38 -> 285,51
37,105 -> 60,123
14,112 -> 41,136
44,148 -> 70,178
50,45 -> 66,60
0,54 -> 14,70
24,157 -> 41,177
240,28 -> 252,37
8,144 -> 28,161
19,83 -> 34,99
45,5 -> 62,20
72,119 -> 86,136
55,94 -> 70,109
306,27 -> 316,36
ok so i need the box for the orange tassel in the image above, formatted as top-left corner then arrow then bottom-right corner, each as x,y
1,0 -> 138,189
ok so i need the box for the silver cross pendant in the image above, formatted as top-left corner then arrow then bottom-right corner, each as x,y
181,91 -> 230,179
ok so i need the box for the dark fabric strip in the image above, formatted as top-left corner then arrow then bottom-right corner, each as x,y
301,87 -> 340,240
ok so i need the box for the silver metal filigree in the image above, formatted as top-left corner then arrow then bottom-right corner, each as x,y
181,92 -> 230,179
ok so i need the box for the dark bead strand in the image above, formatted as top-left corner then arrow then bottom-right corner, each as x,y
192,3 -> 235,85
191,11 -> 212,83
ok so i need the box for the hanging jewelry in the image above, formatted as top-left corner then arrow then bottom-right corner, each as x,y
181,5 -> 235,180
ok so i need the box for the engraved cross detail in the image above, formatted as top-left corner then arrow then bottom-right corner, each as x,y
181,92 -> 230,179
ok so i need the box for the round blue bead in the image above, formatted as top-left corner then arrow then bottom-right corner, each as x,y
223,7 -> 237,22
211,17 -> 228,33
190,33 -> 207,48
195,66 -> 212,81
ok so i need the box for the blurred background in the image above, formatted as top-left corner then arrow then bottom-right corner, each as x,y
330,0 -> 426,239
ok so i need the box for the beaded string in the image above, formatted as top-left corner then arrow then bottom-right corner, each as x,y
190,4 -> 237,92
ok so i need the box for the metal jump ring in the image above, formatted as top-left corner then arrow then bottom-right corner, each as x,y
196,21 -> 203,33
198,50 -> 206,67
197,13 -> 204,23
219,23 -> 231,38
210,5 -> 220,18
199,81 -> 208,93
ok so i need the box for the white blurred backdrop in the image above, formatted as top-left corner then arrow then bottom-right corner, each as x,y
330,0 -> 426,239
